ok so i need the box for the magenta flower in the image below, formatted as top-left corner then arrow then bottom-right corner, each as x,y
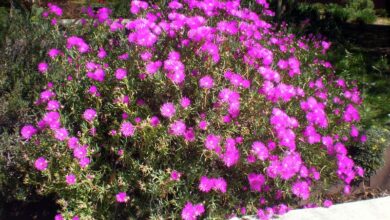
221,139 -> 240,167
120,121 -> 135,137
66,174 -> 76,185
83,108 -> 97,122
116,192 -> 128,203
54,127 -> 69,141
248,173 -> 265,192
115,68 -> 127,80
213,178 -> 227,193
251,141 -> 269,161
199,176 -> 214,192
150,116 -> 160,127
145,61 -> 162,74
66,36 -> 90,53
292,180 -> 310,200
160,102 -> 176,118
97,47 -> 107,59
54,214 -> 64,220
48,48 -> 61,59
40,90 -> 55,101
38,62 -> 49,73
34,157 -> 48,171
96,7 -> 112,23
199,75 -> 214,89
350,125 -> 359,137
78,157 -> 90,168
323,199 -> 333,208
180,97 -> 191,108
204,134 -> 221,151
73,145 -> 88,159
47,100 -> 60,111
181,202 -> 205,220
170,170 -> 182,181
198,120 -> 208,130
67,137 -> 79,149
169,120 -> 187,136
48,4 -> 63,16
184,128 -> 196,142
21,125 -> 37,140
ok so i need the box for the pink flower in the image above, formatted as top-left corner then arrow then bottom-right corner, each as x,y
181,202 -> 205,220
323,199 -> 333,208
34,157 -> 48,171
48,4 -> 63,16
204,134 -> 221,151
66,174 -> 76,185
116,192 -> 128,203
199,75 -> 214,89
48,48 -> 61,59
198,120 -> 208,130
54,214 -> 64,220
344,185 -> 351,194
73,145 -> 88,159
83,108 -> 97,122
38,62 -> 49,73
169,120 -> 186,136
96,8 -> 112,23
350,125 -> 359,137
47,100 -> 60,111
146,61 -> 162,74
170,170 -> 182,181
248,173 -> 265,192
40,90 -> 55,101
66,36 -> 90,53
343,104 -> 360,122
67,137 -> 79,149
292,180 -> 310,200
21,125 -> 37,140
97,47 -> 107,59
221,139 -> 240,167
120,121 -> 135,137
213,177 -> 227,193
251,141 -> 269,161
150,116 -> 160,127
54,128 -> 68,141
160,102 -> 176,118
199,176 -> 214,192
180,97 -> 191,108
115,68 -> 127,80
79,157 -> 90,168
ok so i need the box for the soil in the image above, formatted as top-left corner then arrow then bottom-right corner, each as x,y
1,194 -> 59,220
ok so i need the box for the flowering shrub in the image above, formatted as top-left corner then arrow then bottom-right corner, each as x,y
21,1 -> 367,219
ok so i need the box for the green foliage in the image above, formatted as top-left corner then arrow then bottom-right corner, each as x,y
350,126 -> 390,177
0,5 -> 62,216
327,46 -> 390,177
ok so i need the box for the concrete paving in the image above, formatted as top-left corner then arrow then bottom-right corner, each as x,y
232,196 -> 390,220
275,196 -> 390,220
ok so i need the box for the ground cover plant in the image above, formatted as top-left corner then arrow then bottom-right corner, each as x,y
19,1 -> 368,219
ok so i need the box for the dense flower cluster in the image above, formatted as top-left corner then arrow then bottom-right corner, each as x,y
21,1 -> 366,219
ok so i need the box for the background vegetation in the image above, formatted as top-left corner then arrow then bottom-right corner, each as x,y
0,0 -> 389,218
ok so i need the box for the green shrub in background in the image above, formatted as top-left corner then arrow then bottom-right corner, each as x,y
328,47 -> 390,178
351,126 -> 390,178
346,0 -> 377,24
0,4 -> 62,217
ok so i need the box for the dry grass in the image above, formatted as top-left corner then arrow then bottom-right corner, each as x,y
373,17 -> 390,25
